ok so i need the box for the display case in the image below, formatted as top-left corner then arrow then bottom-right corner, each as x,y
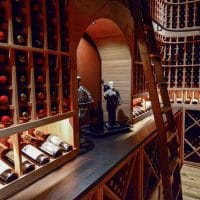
0,0 -> 78,198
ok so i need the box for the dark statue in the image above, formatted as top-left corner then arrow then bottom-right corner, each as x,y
101,80 -> 122,128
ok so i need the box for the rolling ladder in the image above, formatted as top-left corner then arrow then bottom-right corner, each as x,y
127,0 -> 183,199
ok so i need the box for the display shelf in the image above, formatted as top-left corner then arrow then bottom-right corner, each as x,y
0,148 -> 77,199
0,111 -> 75,138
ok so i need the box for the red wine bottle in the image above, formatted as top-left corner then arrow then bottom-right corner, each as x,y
0,94 -> 9,104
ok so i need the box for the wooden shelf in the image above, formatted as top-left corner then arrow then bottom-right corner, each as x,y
0,111 -> 75,138
0,148 -> 78,199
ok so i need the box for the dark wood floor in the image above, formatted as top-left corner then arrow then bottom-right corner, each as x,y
181,164 -> 200,200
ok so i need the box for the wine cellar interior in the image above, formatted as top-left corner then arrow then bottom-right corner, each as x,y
0,0 -> 199,199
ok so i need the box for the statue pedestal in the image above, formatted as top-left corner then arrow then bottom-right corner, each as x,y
81,122 -> 130,137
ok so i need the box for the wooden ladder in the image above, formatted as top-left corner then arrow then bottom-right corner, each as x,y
127,0 -> 183,199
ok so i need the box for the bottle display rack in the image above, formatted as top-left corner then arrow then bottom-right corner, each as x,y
132,41 -> 152,122
148,0 -> 200,166
156,34 -> 200,89
143,135 -> 160,200
149,0 -> 200,31
0,0 -> 78,199
184,109 -> 200,166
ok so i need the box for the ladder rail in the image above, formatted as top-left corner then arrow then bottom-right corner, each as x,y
127,0 -> 183,199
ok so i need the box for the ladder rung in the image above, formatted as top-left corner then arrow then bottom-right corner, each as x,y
169,157 -> 179,174
155,80 -> 168,86
149,53 -> 161,58
161,106 -> 172,114
167,131 -> 177,144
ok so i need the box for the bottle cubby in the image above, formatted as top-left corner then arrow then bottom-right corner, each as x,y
59,0 -> 69,52
143,135 -> 160,200
184,109 -> 200,166
0,0 -> 77,198
11,0 -> 28,46
30,0 -> 44,48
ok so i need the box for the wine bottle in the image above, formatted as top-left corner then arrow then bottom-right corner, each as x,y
184,98 -> 191,104
191,99 -> 198,104
15,14 -> 24,25
0,159 -> 18,184
0,31 -> 5,41
16,54 -> 26,65
31,1 -> 41,13
0,143 -> 35,174
36,74 -> 45,83
1,115 -> 11,124
21,111 -> 28,118
19,74 -> 26,83
37,92 -> 45,100
16,34 -> 26,45
20,92 -> 27,102
21,143 -> 49,165
37,108 -> 46,117
0,52 -> 6,64
23,134 -> 63,157
34,131 -> 72,152
51,104 -> 57,113
0,94 -> 9,104
0,74 -> 7,84
176,98 -> 182,104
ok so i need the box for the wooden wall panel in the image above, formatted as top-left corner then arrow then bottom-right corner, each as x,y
87,19 -> 132,120
77,38 -> 101,104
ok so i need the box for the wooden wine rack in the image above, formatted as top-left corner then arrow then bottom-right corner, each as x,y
184,109 -> 200,166
0,0 -> 78,198
149,0 -> 200,31
132,39 -> 152,123
147,0 -> 200,165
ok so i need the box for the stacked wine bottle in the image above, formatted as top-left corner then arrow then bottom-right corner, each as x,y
0,131 -> 73,185
0,49 -> 13,128
149,0 -> 200,30
0,0 -> 71,127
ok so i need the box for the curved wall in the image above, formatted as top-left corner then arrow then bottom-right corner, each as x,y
72,0 -> 134,120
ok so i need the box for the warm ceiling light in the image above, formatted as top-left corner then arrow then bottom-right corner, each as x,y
91,21 -> 96,25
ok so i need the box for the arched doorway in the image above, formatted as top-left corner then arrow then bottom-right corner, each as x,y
77,18 -> 132,121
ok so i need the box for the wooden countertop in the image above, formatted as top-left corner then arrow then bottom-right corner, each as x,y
8,107 -> 182,200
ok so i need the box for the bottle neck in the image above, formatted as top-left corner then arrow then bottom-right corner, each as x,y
23,134 -> 43,146
34,130 -> 49,140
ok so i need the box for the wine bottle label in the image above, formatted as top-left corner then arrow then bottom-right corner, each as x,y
5,150 -> 27,163
22,144 -> 43,160
40,141 -> 60,156
47,135 -> 63,146
0,159 -> 11,174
